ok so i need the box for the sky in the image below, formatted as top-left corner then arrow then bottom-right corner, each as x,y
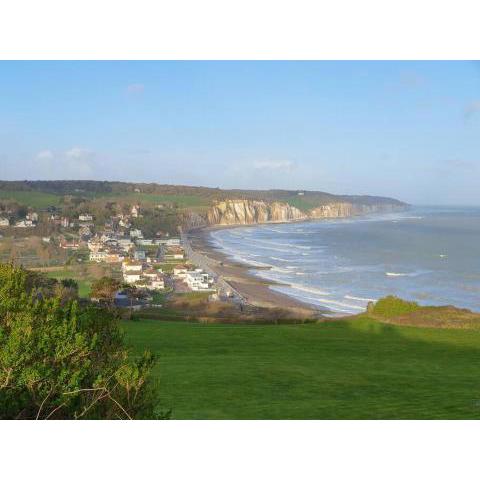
1,61 -> 480,205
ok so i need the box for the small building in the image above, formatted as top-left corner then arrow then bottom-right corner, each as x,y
122,260 -> 143,273
60,239 -> 80,250
130,228 -> 143,239
0,217 -> 10,227
79,213 -> 93,222
134,250 -> 146,261
123,272 -> 142,284
184,269 -> 213,291
131,205 -> 140,218
14,219 -> 35,228
173,265 -> 189,278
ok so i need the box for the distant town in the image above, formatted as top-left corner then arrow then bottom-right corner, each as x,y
0,200 -> 218,310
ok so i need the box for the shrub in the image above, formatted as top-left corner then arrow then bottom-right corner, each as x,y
372,295 -> 420,318
0,263 -> 162,419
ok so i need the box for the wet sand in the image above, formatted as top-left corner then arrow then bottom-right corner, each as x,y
186,225 -> 324,317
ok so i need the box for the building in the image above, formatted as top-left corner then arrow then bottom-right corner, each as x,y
130,229 -> 143,239
143,269 -> 165,290
14,219 -> 35,228
123,272 -> 142,284
173,265 -> 189,278
90,250 -> 108,262
164,246 -> 185,260
60,239 -> 80,250
0,217 -> 9,227
122,260 -> 143,273
134,250 -> 146,261
131,205 -> 140,218
26,212 -> 39,222
117,238 -> 134,252
184,269 -> 213,291
79,213 -> 93,222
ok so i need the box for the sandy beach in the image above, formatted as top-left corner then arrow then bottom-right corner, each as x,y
186,225 -> 324,317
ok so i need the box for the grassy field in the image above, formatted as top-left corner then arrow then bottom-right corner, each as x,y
44,269 -> 92,297
0,190 -> 62,208
122,316 -> 480,419
90,192 -> 210,207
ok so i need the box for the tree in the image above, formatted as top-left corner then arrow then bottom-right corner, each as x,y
0,263 -> 164,419
90,276 -> 121,306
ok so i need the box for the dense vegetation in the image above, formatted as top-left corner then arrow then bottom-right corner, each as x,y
0,180 -> 406,209
123,317 -> 480,419
0,263 -> 163,419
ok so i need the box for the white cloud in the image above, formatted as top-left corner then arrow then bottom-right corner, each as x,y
253,159 -> 295,171
36,149 -> 53,160
66,146 -> 92,159
464,100 -> 480,119
126,83 -> 145,95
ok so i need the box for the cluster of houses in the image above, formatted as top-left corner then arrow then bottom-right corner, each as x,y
0,211 -> 39,228
122,260 -> 165,291
173,265 -> 214,291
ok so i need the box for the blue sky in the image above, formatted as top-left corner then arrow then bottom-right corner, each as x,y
1,61 -> 479,205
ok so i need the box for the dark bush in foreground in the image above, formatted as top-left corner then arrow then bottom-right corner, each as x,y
0,263 -> 164,419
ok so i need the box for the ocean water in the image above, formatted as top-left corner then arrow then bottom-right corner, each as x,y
209,206 -> 480,315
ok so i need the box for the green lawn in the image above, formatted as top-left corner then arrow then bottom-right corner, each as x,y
44,269 -> 91,297
122,316 -> 480,419
0,190 -> 62,208
90,192 -> 210,207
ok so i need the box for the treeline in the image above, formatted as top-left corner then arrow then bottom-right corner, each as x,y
0,263 -> 166,419
0,180 -> 407,207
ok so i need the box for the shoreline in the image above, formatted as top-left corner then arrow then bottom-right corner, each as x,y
185,224 -> 327,317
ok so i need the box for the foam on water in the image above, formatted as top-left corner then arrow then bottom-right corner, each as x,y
209,207 -> 480,313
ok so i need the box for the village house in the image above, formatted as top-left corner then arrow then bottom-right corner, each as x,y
134,250 -> 146,261
164,245 -> 185,260
173,265 -> 189,278
78,213 -> 93,222
130,228 -> 143,239
184,269 -> 213,291
89,250 -> 108,262
0,217 -> 10,227
122,259 -> 143,273
26,212 -> 39,222
136,238 -> 154,246
143,269 -> 165,290
131,205 -> 140,218
14,219 -> 35,228
123,271 -> 143,284
60,239 -> 80,250
117,238 -> 134,252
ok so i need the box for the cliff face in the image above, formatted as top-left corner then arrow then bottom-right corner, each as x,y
204,199 -> 405,226
207,200 -> 306,225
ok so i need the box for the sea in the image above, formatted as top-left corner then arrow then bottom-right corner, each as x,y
209,206 -> 480,315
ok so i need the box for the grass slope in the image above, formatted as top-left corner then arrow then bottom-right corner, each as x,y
0,190 -> 62,208
123,317 -> 480,419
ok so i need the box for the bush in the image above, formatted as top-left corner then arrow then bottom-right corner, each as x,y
0,263 -> 162,419
372,295 -> 420,318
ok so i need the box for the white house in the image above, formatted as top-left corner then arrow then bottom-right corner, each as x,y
79,213 -> 93,222
185,269 -> 213,291
123,272 -> 142,284
14,219 -> 35,228
131,205 -> 140,218
173,265 -> 189,278
130,229 -> 143,239
122,260 -> 143,273
0,217 -> 9,227
117,238 -> 134,252
90,250 -> 108,262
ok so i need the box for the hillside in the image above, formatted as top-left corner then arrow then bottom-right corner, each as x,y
0,180 -> 406,210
